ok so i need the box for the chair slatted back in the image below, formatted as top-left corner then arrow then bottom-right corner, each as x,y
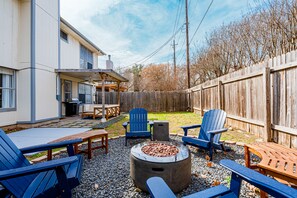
129,108 -> 148,132
0,129 -> 35,197
199,109 -> 227,143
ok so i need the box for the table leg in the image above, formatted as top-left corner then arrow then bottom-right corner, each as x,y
88,138 -> 92,159
74,144 -> 78,154
259,169 -> 268,198
244,145 -> 250,168
105,134 -> 108,154
47,150 -> 52,161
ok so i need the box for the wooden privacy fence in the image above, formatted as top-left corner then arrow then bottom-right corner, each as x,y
189,50 -> 297,148
95,91 -> 189,112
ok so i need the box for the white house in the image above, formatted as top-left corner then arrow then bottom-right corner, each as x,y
0,0 -> 127,127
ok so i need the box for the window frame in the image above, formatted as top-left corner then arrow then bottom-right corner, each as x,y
0,70 -> 16,112
60,30 -> 68,43
64,80 -> 72,102
79,44 -> 93,69
78,83 -> 92,104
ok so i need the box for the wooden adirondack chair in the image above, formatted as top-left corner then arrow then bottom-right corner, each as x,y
123,108 -> 153,146
146,159 -> 297,198
0,129 -> 83,198
181,109 -> 228,161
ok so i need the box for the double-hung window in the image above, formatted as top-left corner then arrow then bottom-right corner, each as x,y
80,45 -> 93,69
0,68 -> 16,110
64,80 -> 72,102
78,83 -> 92,104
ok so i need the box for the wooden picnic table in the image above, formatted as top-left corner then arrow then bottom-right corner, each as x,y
81,104 -> 120,120
48,129 -> 108,159
245,142 -> 297,197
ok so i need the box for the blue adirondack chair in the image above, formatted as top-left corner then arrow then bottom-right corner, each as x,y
181,109 -> 228,161
146,159 -> 297,198
123,108 -> 153,146
0,129 -> 83,198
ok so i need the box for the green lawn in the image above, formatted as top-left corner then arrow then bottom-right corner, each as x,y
106,112 -> 259,144
26,112 -> 259,161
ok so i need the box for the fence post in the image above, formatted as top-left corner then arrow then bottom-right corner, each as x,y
200,86 -> 204,116
263,67 -> 272,142
218,80 -> 223,109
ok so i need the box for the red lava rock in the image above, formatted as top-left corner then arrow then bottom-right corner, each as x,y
141,143 -> 179,157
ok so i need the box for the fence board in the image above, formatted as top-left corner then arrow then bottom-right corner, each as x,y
190,52 -> 297,148
95,91 -> 188,112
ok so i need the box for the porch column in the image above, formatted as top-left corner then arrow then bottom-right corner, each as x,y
101,74 -> 106,122
117,81 -> 120,105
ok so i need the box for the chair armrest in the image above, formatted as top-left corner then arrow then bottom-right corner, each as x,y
146,177 -> 176,198
208,128 -> 228,135
180,124 -> 201,136
0,156 -> 78,180
20,139 -> 83,154
220,159 -> 297,198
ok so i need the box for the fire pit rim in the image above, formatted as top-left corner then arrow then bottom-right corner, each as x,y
130,141 -> 189,163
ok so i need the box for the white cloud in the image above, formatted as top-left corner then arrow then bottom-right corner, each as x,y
60,0 -> 255,69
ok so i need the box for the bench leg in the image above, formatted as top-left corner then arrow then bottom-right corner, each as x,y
88,138 -> 92,159
47,150 -> 52,161
105,134 -> 108,154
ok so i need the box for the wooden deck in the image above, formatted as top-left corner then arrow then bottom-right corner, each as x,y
81,104 -> 120,120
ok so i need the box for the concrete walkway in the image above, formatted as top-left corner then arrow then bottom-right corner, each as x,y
8,128 -> 91,149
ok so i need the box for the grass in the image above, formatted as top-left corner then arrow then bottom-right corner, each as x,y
105,112 -> 260,144
25,112 -> 260,161
105,112 -> 202,137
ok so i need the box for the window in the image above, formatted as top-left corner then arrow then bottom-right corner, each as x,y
64,80 -> 72,102
0,69 -> 15,110
60,30 -> 68,42
80,45 -> 93,69
78,83 -> 92,104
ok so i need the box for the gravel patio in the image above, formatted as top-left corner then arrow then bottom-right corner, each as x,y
55,135 -> 259,198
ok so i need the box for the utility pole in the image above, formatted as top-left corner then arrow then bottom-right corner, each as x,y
172,39 -> 177,78
185,0 -> 190,89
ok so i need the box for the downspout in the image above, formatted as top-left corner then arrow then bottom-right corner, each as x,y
58,0 -> 62,118
30,0 -> 36,123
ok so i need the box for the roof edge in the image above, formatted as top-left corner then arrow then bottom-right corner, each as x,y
60,17 -> 106,55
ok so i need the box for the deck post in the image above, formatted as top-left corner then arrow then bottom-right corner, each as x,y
101,74 -> 106,122
117,81 -> 120,105
263,67 -> 272,142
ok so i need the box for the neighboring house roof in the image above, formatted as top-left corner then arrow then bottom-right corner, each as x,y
60,17 -> 105,56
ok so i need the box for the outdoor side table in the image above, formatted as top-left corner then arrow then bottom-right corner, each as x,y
48,129 -> 108,159
153,121 -> 169,141
245,142 -> 297,197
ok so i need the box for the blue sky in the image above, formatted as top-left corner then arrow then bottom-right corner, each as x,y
60,0 -> 258,69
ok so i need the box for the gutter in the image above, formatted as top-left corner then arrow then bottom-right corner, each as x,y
30,0 -> 36,122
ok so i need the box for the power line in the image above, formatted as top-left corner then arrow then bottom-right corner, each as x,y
122,24 -> 184,69
172,0 -> 183,38
190,0 -> 214,44
177,0 -> 214,66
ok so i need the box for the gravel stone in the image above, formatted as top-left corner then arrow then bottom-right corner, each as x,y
56,136 -> 260,198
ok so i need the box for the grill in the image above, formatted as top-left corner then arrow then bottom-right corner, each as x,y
65,98 -> 81,116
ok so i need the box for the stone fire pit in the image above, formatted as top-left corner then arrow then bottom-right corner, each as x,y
130,141 -> 191,193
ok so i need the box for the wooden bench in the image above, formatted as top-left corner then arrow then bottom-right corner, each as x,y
81,104 -> 120,120
48,130 -> 108,159
245,142 -> 297,197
